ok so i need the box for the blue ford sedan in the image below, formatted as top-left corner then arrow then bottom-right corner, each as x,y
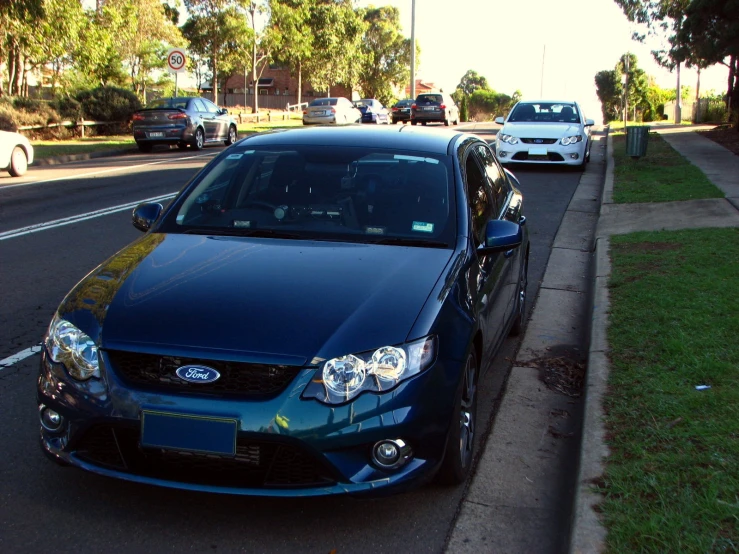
38,125 -> 529,497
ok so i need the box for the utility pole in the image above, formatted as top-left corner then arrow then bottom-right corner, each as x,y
410,0 -> 416,99
623,54 -> 629,128
540,45 -> 545,97
675,61 -> 682,123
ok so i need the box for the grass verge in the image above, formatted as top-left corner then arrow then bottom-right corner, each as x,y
602,228 -> 739,552
611,133 -> 724,203
237,116 -> 303,134
33,136 -> 135,159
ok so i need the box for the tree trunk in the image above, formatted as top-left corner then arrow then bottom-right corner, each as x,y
213,54 -> 219,106
297,61 -> 302,106
251,42 -> 259,114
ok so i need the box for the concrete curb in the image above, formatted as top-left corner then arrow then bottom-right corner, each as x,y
33,147 -> 138,166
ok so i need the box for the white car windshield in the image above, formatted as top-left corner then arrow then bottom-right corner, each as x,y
509,103 -> 580,124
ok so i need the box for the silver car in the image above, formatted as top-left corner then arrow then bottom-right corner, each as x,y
303,97 -> 361,125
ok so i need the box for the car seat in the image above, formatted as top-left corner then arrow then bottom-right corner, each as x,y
559,106 -> 575,122
261,153 -> 309,205
513,104 -> 536,122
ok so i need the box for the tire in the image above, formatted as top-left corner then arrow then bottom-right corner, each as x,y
436,349 -> 478,485
224,125 -> 237,146
411,121 -> 417,126
8,146 -> 28,176
421,121 -> 427,126
137,142 -> 153,153
191,127 -> 204,150
444,119 -> 449,126
509,253 -> 529,337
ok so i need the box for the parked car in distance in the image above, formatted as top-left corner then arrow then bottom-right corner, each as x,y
494,100 -> 595,169
303,97 -> 361,125
411,92 -> 459,127
0,130 -> 34,176
38,125 -> 529,498
132,97 -> 238,153
353,99 -> 390,124
391,99 -> 414,124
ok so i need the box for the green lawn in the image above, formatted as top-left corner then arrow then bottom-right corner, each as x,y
33,136 -> 136,159
602,228 -> 739,553
31,117 -> 305,160
612,133 -> 724,203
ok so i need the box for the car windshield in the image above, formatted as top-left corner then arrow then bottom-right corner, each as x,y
309,98 -> 338,107
161,145 -> 455,247
508,103 -> 580,123
147,98 -> 189,109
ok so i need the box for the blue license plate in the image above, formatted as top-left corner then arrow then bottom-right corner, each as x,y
141,411 -> 237,455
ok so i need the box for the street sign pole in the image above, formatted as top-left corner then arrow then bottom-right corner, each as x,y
175,73 -> 179,97
166,48 -> 187,98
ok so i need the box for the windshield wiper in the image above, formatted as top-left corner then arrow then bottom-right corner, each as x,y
368,237 -> 449,248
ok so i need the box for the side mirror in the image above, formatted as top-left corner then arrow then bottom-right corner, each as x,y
494,116 -> 505,125
132,202 -> 163,232
479,219 -> 522,255
585,118 -> 595,127
219,108 -> 229,115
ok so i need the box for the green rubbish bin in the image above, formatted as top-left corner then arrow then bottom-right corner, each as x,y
625,126 -> 650,159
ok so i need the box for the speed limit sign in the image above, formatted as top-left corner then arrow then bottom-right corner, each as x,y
167,48 -> 187,74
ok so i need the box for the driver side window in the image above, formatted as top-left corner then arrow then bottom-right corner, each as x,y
464,152 -> 493,246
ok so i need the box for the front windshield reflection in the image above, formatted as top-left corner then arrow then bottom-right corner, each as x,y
164,145 -> 455,246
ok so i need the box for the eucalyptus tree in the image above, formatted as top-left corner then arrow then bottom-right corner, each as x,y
0,0 -> 44,95
457,70 -> 490,98
304,0 -> 366,96
238,0 -> 272,113
270,0 -> 314,106
357,5 -> 412,106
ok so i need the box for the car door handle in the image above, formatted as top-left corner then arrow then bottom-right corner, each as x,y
519,216 -> 526,226
505,249 -> 515,258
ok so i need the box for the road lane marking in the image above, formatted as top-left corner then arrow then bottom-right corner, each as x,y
1,152 -> 215,190
0,344 -> 42,371
0,192 -> 177,241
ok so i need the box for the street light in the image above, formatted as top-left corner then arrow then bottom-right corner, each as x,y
410,0 -> 415,100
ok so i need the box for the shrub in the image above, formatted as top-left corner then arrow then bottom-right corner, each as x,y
460,95 -> 469,123
75,86 -> 142,122
0,106 -> 18,132
52,95 -> 83,121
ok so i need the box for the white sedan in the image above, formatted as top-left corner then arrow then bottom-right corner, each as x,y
1,130 -> 34,176
302,97 -> 361,125
494,101 -> 594,169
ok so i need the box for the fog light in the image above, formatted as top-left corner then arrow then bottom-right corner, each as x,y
498,151 -> 508,158
40,406 -> 64,432
570,153 -> 579,160
372,439 -> 412,470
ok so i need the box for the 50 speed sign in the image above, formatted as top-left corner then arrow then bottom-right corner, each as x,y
167,48 -> 187,73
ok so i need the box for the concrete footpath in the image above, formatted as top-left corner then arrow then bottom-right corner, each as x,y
446,126 -> 739,553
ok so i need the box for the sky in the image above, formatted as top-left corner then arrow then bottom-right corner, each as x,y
355,0 -> 730,123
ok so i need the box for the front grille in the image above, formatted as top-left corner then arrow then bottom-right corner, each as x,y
520,138 -> 558,144
106,351 -> 301,397
512,152 -> 565,162
74,425 -> 336,488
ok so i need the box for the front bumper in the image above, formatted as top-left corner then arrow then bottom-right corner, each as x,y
37,348 -> 459,497
495,138 -> 587,166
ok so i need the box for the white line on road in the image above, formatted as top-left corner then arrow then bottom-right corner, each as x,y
1,152 -> 214,191
0,192 -> 177,241
0,344 -> 42,371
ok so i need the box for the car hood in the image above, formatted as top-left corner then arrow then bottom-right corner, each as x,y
501,122 -> 582,138
67,234 -> 453,366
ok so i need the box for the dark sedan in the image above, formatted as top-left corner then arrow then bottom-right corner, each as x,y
353,99 -> 390,124
132,97 -> 238,152
391,99 -> 414,124
38,125 -> 529,497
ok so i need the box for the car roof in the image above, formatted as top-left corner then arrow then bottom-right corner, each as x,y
516,100 -> 579,105
239,125 -> 463,155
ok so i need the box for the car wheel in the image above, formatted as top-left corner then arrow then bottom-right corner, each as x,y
509,253 -> 529,336
422,121 -> 427,126
191,127 -> 204,150
137,142 -> 153,153
444,119 -> 450,126
8,146 -> 28,176
411,121 -> 417,126
224,125 -> 237,146
437,349 -> 478,485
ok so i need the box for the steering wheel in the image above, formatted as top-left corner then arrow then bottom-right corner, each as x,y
241,200 -> 279,212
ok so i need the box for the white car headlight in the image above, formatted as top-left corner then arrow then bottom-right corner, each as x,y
44,314 -> 100,381
498,133 -> 519,145
303,336 -> 436,404
561,135 -> 583,146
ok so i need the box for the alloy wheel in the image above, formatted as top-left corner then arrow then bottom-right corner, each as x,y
458,353 -> 477,469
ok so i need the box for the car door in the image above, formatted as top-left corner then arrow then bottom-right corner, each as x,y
199,98 -> 222,140
463,145 -> 509,357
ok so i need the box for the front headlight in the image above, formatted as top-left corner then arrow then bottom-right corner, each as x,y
44,314 -> 100,381
302,336 -> 437,404
561,135 -> 583,145
498,133 -> 519,145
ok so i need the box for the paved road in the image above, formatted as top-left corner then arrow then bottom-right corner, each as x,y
0,133 -> 585,553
